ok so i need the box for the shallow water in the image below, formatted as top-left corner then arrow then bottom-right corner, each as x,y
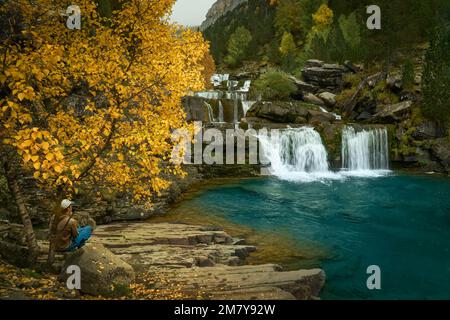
167,174 -> 450,300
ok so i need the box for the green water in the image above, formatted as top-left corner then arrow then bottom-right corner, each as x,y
174,174 -> 450,300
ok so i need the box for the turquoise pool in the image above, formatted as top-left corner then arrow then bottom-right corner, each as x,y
174,174 -> 450,299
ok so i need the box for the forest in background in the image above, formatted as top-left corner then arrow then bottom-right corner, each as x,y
204,0 -> 449,69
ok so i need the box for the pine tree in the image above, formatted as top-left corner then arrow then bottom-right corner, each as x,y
401,59 -> 415,90
224,26 -> 253,67
422,24 -> 450,126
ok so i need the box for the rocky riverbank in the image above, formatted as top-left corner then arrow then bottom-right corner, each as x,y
0,221 -> 325,300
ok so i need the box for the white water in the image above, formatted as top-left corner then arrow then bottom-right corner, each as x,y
258,126 -> 391,182
204,101 -> 216,123
319,107 -> 342,121
196,91 -> 222,100
259,127 -> 342,182
211,74 -> 229,87
218,101 -> 224,123
341,126 -> 390,177
239,80 -> 252,93
242,101 -> 256,116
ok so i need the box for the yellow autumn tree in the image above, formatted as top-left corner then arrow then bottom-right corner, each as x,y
0,0 -> 209,264
200,52 -> 217,90
312,3 -> 334,32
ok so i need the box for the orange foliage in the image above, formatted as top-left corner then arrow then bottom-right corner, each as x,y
200,51 -> 217,90
0,0 -> 209,204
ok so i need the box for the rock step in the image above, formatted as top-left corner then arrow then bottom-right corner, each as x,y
92,222 -> 254,268
149,264 -> 325,300
103,243 -> 256,268
94,222 -> 234,246
210,287 -> 297,300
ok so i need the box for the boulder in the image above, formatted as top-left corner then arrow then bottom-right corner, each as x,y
303,93 -> 324,106
386,74 -> 403,92
318,92 -> 337,107
412,120 -> 444,140
60,243 -> 135,297
371,101 -> 413,123
304,59 -> 324,68
308,110 -> 336,125
288,76 -> 320,94
431,139 -> 450,172
182,96 -> 210,122
356,111 -> 373,121
247,101 -> 335,125
344,60 -> 361,73
301,62 -> 348,93
246,101 -> 309,124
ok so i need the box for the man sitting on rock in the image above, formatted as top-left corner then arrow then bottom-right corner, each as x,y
50,199 -> 93,252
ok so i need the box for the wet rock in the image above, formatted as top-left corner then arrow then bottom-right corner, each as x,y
308,110 -> 336,125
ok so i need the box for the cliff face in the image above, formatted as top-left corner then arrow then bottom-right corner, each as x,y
200,0 -> 248,31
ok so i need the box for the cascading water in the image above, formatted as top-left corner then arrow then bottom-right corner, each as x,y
259,127 -> 340,182
242,101 -> 256,116
218,101 -> 224,123
204,101 -> 216,123
341,126 -> 390,172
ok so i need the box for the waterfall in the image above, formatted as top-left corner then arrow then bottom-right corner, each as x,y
233,99 -> 239,124
204,102 -> 216,123
342,126 -> 389,171
259,127 -> 341,182
319,107 -> 342,121
239,80 -> 251,92
242,101 -> 256,116
211,74 -> 229,87
196,91 -> 222,100
218,101 -> 224,123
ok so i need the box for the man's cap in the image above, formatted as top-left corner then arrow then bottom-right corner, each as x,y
61,199 -> 74,210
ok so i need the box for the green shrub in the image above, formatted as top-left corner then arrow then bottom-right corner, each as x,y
252,70 -> 297,100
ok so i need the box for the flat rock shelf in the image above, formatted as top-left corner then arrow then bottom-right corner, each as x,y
92,222 -> 326,300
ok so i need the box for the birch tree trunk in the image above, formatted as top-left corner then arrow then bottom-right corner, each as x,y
2,157 -> 39,266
